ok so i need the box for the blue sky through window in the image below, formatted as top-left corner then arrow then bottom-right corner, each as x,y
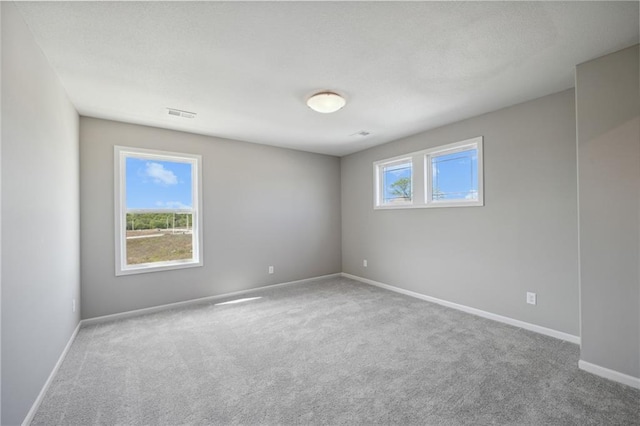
431,149 -> 478,200
383,162 -> 412,202
125,157 -> 193,209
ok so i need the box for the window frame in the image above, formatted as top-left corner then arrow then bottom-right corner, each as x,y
114,146 -> 203,276
373,136 -> 483,210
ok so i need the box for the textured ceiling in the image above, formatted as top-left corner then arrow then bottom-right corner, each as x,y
16,1 -> 639,156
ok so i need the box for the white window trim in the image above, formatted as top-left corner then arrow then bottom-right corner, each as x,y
114,146 -> 203,276
373,136 -> 483,210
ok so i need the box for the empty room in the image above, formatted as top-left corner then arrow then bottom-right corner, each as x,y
1,1 -> 639,425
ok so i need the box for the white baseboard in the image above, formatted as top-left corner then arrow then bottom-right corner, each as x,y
579,360 -> 640,389
342,273 -> 581,345
81,273 -> 342,326
22,322 -> 82,426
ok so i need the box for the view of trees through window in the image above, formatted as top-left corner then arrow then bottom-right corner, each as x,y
125,212 -> 193,265
124,156 -> 195,266
126,212 -> 192,231
382,161 -> 412,204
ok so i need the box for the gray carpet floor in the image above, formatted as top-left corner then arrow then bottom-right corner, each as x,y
33,277 -> 639,425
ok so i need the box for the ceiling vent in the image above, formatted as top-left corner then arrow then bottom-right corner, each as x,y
167,108 -> 197,119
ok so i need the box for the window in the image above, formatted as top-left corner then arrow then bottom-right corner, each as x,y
115,146 -> 203,275
374,137 -> 483,209
375,158 -> 413,206
426,139 -> 482,207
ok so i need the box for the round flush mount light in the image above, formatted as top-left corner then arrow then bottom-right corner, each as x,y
306,91 -> 346,113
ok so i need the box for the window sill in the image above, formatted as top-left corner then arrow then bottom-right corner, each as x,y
374,201 -> 484,210
116,259 -> 203,276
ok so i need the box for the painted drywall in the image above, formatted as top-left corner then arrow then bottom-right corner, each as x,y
0,5 -> 3,423
1,3 -> 81,425
80,117 -> 341,319
576,45 -> 640,379
342,89 -> 579,336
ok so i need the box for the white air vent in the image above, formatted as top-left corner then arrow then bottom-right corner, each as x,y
167,108 -> 196,119
350,130 -> 371,137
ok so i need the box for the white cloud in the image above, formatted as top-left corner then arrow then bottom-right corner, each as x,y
155,201 -> 191,209
145,162 -> 177,185
465,190 -> 478,200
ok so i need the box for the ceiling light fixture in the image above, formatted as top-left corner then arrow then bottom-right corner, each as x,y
306,91 -> 346,113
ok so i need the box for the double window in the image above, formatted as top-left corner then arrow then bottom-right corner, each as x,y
374,137 -> 483,209
114,146 -> 203,275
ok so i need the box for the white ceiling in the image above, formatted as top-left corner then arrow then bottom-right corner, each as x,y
16,1 -> 639,156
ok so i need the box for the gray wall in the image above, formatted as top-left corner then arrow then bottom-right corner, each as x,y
576,45 -> 640,378
1,3 -> 81,425
342,89 -> 580,336
80,118 -> 342,319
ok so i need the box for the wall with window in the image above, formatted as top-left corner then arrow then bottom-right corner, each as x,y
341,89 -> 579,336
1,3 -> 81,425
80,117 -> 342,319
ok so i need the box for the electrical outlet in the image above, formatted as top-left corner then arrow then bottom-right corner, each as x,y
363,259 -> 368,267
268,266 -> 274,274
526,292 -> 537,305
72,299 -> 76,313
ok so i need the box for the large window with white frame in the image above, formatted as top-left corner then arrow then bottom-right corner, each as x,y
374,136 -> 483,209
114,146 -> 203,276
